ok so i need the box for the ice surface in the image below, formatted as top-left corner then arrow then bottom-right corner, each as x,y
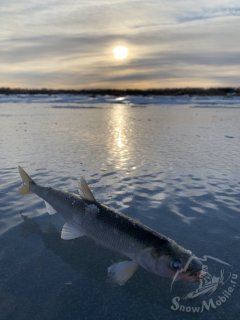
0,95 -> 239,320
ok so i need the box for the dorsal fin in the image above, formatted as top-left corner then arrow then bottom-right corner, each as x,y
78,177 -> 96,203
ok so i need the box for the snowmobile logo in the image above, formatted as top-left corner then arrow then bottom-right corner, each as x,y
170,255 -> 238,313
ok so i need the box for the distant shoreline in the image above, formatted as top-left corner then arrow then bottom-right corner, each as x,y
0,87 -> 240,96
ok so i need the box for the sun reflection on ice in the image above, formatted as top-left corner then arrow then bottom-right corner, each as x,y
108,104 -> 132,170
116,127 -> 123,149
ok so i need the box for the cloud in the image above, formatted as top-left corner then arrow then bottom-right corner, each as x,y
177,6 -> 240,23
1,0 -> 240,88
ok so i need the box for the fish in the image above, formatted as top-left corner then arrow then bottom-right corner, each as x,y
18,166 -> 203,286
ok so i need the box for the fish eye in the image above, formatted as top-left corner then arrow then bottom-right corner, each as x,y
170,259 -> 182,270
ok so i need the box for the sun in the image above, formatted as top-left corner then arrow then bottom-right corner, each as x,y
113,46 -> 128,61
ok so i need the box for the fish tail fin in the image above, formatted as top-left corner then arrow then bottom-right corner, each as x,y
18,166 -> 34,195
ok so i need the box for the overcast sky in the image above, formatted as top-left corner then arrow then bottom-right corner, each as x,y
1,0 -> 240,89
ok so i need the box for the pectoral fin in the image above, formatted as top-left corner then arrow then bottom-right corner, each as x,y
61,220 -> 85,240
107,261 -> 138,286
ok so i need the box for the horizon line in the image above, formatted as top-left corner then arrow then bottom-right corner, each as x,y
0,86 -> 240,96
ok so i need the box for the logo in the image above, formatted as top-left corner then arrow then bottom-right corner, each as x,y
170,255 -> 238,313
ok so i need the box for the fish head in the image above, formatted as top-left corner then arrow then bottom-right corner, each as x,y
138,240 -> 204,282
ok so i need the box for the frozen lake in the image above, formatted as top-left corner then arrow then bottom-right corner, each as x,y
0,94 -> 240,319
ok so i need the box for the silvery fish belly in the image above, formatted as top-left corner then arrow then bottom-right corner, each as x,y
18,166 -> 204,286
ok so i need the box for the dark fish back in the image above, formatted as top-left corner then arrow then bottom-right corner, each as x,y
96,203 -> 170,251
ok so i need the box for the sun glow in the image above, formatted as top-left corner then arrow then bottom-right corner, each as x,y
113,46 -> 128,61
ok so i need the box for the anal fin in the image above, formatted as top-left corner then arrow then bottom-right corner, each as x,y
44,201 -> 57,215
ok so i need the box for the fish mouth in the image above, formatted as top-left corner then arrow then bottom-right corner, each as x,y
173,269 -> 206,283
186,257 -> 205,282
177,257 -> 206,282
187,270 -> 207,282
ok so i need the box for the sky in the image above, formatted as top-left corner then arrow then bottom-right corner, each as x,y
1,0 -> 240,89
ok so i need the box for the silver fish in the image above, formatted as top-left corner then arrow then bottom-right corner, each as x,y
18,166 -> 203,286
